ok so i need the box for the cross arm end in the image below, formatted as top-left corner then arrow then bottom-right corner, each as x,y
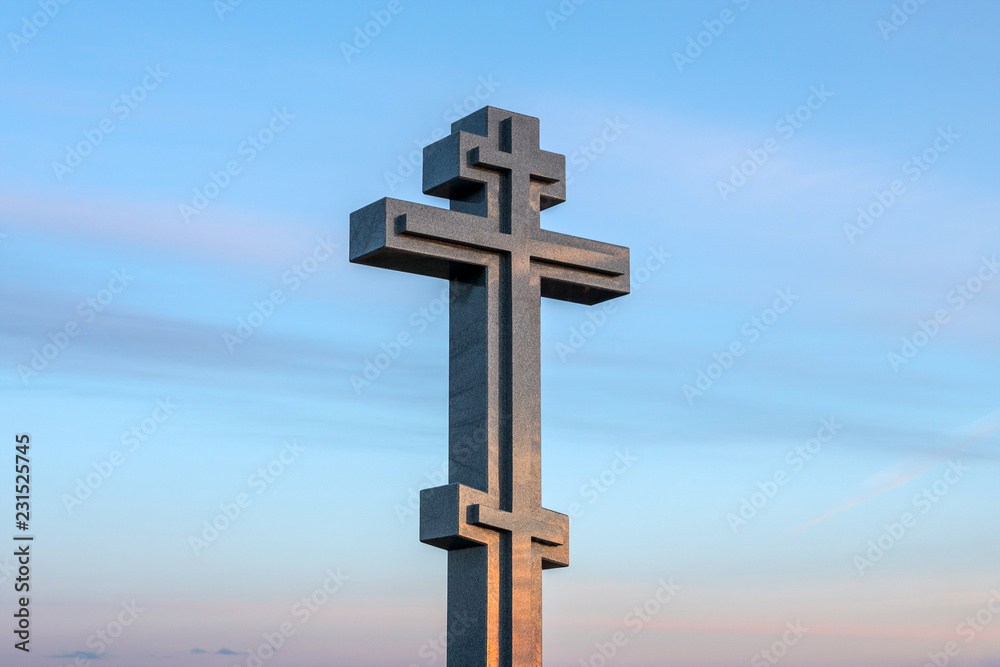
350,197 -> 487,280
419,483 -> 491,551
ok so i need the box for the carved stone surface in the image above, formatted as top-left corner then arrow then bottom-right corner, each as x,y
350,106 -> 630,666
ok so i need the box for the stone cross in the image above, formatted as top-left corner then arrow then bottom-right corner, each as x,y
350,107 -> 629,666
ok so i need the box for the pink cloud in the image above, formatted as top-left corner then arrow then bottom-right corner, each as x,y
0,190 -> 339,268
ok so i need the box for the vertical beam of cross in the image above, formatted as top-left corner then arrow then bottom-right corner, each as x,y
350,107 -> 629,666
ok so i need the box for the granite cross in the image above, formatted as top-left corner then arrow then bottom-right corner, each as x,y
349,106 -> 629,666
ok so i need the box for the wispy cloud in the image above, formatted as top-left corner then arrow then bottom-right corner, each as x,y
0,191 -> 335,269
795,410 -> 1000,531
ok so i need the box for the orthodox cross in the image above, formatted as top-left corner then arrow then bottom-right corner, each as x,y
350,106 -> 629,666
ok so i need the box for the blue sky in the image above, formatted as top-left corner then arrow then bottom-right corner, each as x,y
1,1 -> 999,665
